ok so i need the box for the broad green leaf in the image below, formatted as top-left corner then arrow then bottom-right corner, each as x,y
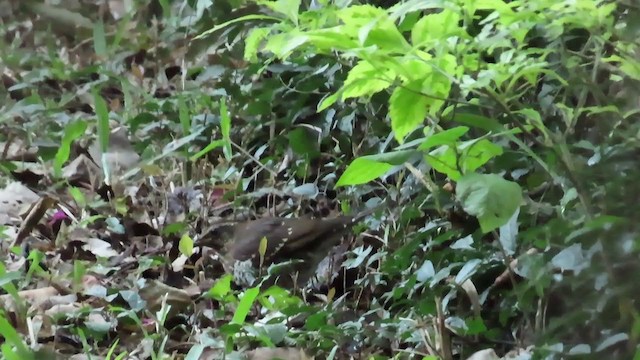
389,0 -> 448,22
459,138 -> 503,173
54,120 -> 87,177
337,6 -> 410,51
306,28 -> 358,52
473,0 -> 517,14
260,0 -> 301,24
264,32 -> 309,58
317,91 -> 341,112
179,233 -> 194,257
337,5 -> 388,30
454,258 -> 482,284
456,173 -> 523,233
362,150 -> 420,165
336,158 -> 394,187
244,27 -> 271,61
412,9 -> 461,46
207,274 -> 232,300
418,126 -> 469,150
232,287 -> 260,324
378,55 -> 413,81
425,146 -> 460,179
341,60 -> 394,100
389,80 -> 429,143
596,333 -> 629,352
360,22 -> 411,52
603,55 -> 640,81
551,244 -> 587,274
499,208 -> 519,255
423,53 -> 457,101
450,113 -> 504,132
398,58 -> 432,82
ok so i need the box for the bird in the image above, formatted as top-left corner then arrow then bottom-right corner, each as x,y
224,201 -> 386,289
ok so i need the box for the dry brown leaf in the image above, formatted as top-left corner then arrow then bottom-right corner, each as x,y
0,138 -> 38,161
83,238 -> 119,258
0,181 -> 40,221
138,279 -> 193,313
62,153 -> 102,189
0,286 -> 60,313
11,195 -> 57,247
494,248 -> 539,286
459,279 -> 481,319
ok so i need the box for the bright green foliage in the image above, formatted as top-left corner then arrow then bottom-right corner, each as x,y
456,173 -> 523,232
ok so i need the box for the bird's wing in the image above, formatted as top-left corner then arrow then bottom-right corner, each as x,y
230,218 -> 284,261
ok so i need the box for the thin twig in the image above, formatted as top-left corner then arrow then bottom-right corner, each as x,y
230,140 -> 278,177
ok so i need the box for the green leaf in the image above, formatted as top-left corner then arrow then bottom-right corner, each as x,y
336,158 -> 394,187
185,344 -> 205,360
260,0 -> 301,25
93,90 -> 110,153
0,271 -> 21,287
265,32 -> 309,58
259,236 -> 268,268
399,57 -> 432,82
360,21 -> 410,52
454,258 -> 481,284
341,60 -> 394,100
93,19 -> 107,56
54,120 -> 87,177
220,98 -> 232,160
412,8 -> 461,46
451,113 -> 504,132
362,150 -> 420,165
68,187 -> 86,208
190,140 -> 226,161
179,233 -> 194,257
207,274 -> 232,300
306,29 -> 357,52
317,91 -> 341,112
337,5 -> 387,30
389,0 -> 448,22
418,126 -> 469,150
232,287 -> 260,324
456,173 -> 523,233
604,55 -> 640,80
389,81 -> 429,143
0,313 -> 31,359
337,5 -> 410,52
178,96 -> 190,136
425,145 -> 460,179
195,14 -> 281,40
244,27 -> 271,61
459,138 -> 503,173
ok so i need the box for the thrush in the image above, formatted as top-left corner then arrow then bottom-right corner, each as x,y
224,201 -> 385,289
